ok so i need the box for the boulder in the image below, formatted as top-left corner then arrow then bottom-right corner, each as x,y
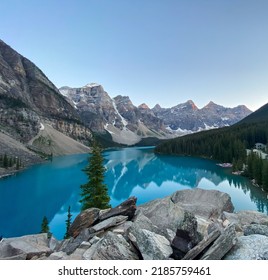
68,208 -> 100,238
183,228 -> 221,260
132,211 -> 162,234
244,224 -> 268,237
91,215 -> 128,232
171,211 -> 201,259
137,196 -> 185,236
47,251 -> 68,260
224,234 -> 268,260
0,233 -> 52,260
222,211 -> 268,230
130,225 -> 172,260
171,189 -> 234,219
99,197 -> 137,221
201,224 -> 236,260
83,232 -> 139,260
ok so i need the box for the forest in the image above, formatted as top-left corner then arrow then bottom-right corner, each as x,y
155,120 -> 268,191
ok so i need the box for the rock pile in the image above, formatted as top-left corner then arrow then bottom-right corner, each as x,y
1,189 -> 268,260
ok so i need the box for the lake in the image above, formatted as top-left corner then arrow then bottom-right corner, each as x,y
0,146 -> 267,240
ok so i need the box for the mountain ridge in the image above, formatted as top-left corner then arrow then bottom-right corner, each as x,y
59,83 -> 252,145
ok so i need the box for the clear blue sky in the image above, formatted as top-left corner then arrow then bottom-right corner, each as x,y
1,0 -> 268,111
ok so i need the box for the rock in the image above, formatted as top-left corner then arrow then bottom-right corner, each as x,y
137,196 -> 185,236
99,197 -> 137,221
89,236 -> 100,245
56,238 -> 73,252
222,211 -> 268,229
244,224 -> 268,237
60,228 -> 92,255
83,232 -> 139,260
132,212 -> 162,235
224,234 -> 268,260
171,211 -> 201,259
201,224 -> 236,260
112,221 -> 133,238
183,229 -> 221,260
47,251 -> 68,260
49,235 -> 60,251
171,189 -> 234,219
68,208 -> 100,238
130,225 -> 172,260
0,233 -> 52,260
91,215 -> 128,232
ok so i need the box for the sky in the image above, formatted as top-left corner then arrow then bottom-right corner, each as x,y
1,0 -> 268,111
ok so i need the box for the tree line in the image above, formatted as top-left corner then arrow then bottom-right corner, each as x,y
0,154 -> 22,170
155,121 -> 268,190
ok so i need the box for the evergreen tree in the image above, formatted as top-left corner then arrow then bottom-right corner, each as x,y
262,161 -> 268,191
3,154 -> 8,168
40,216 -> 51,237
64,206 -> 72,239
80,141 -> 110,211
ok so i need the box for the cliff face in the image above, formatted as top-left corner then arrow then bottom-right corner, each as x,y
60,85 -> 168,145
0,39 -> 91,166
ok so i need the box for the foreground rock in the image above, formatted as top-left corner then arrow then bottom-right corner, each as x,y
0,234 -> 52,260
224,235 -> 268,260
171,189 -> 234,219
1,189 -> 268,260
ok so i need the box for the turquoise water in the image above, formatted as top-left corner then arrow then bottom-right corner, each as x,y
0,146 -> 267,240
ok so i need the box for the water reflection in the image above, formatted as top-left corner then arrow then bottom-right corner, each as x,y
103,148 -> 268,214
0,147 -> 267,240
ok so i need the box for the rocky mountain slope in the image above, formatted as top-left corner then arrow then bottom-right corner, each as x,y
60,84 -> 167,145
0,39 -> 91,170
1,189 -> 268,260
152,100 -> 251,133
60,84 -> 251,145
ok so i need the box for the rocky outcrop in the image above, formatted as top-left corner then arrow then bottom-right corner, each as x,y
1,189 -> 268,260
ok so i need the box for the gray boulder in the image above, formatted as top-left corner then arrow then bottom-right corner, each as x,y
222,211 -> 268,231
137,196 -> 185,235
224,234 -> 268,260
91,215 -> 128,232
171,189 -> 234,219
68,208 -> 100,238
130,225 -> 172,260
0,233 -> 52,260
201,224 -> 237,260
244,224 -> 268,237
99,197 -> 137,221
171,211 -> 201,259
83,232 -> 139,260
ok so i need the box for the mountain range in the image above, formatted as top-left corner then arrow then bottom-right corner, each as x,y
0,38 -> 254,171
59,84 -> 252,145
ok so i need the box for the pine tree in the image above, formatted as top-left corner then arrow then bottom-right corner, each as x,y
80,141 -> 110,211
64,206 -> 72,239
40,216 -> 51,237
3,154 -> 8,168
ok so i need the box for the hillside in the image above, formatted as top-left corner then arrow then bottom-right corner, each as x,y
0,39 -> 92,172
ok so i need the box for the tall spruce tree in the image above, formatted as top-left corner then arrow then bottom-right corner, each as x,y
40,216 -> 50,236
80,141 -> 110,211
64,206 -> 72,239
